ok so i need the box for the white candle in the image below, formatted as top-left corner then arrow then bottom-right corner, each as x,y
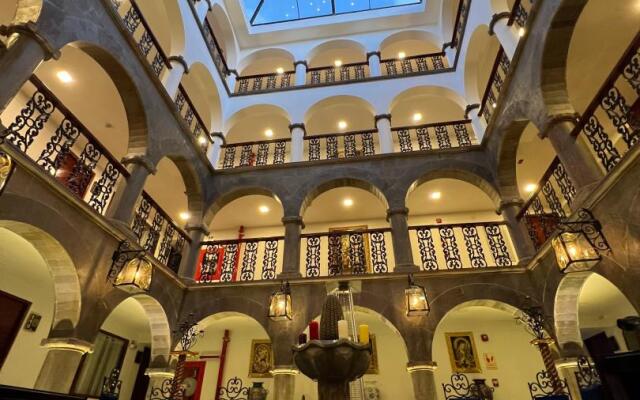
338,320 -> 349,339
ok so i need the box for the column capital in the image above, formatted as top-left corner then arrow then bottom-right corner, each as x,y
282,215 -> 304,228
168,55 -> 189,73
374,114 -> 392,125
0,22 -> 60,60
41,338 -> 93,354
226,68 -> 239,78
539,113 -> 581,139
121,153 -> 157,174
406,361 -> 438,372
366,51 -> 381,61
465,103 -> 481,119
386,207 -> 409,220
145,367 -> 175,378
288,123 -> 306,134
293,60 -> 308,68
270,366 -> 299,375
488,12 -> 512,35
497,198 -> 524,214
210,131 -> 226,144
185,223 -> 209,235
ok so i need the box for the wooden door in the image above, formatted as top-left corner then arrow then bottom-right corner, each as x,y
0,290 -> 31,369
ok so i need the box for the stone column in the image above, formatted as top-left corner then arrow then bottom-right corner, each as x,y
207,132 -> 225,169
375,114 -> 394,154
34,338 -> 92,393
498,199 -> 535,263
279,216 -> 303,279
294,61 -> 307,86
555,358 -> 583,400
541,115 -> 603,201
107,154 -> 156,225
289,123 -> 305,162
407,362 -> 438,400
367,51 -> 381,77
271,367 -> 298,400
0,22 -> 60,113
489,14 -> 518,60
144,368 -> 175,400
179,223 -> 209,282
162,55 -> 189,100
387,208 -> 419,272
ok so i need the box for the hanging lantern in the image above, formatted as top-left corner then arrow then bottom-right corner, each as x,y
269,281 -> 292,321
405,274 -> 430,316
0,151 -> 14,195
114,256 -> 153,292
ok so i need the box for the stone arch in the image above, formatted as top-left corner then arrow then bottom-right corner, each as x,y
154,155 -> 205,219
464,24 -> 501,105
496,119 -> 536,198
6,0 -> 44,24
223,104 -> 292,143
299,177 -> 390,217
379,30 -> 442,60
181,62 -> 222,132
204,186 -> 284,227
236,47 -> 295,76
305,38 -> 367,67
0,219 -> 81,334
208,3 -> 238,68
304,95 -> 376,134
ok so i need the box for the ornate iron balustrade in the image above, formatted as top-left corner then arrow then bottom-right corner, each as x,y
442,373 -> 483,400
301,228 -> 392,278
110,0 -> 170,78
571,31 -> 640,173
575,356 -> 601,391
391,120 -> 476,152
381,52 -> 448,76
528,370 -> 572,399
448,0 -> 472,51
478,47 -> 511,124
131,191 -> 190,272
235,71 -> 294,94
517,157 -> 576,249
306,62 -> 370,86
197,236 -> 284,283
174,84 -> 211,149
220,138 -> 290,169
409,222 -> 515,271
305,129 -> 377,161
508,0 -> 534,30
202,18 -> 230,77
1,76 -> 129,215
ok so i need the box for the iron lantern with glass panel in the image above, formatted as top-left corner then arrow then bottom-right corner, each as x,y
269,281 -> 292,321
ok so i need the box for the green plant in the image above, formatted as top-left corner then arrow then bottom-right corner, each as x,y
320,294 -> 344,340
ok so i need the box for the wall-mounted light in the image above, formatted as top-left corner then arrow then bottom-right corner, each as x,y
405,274 -> 430,316
276,67 -> 284,74
108,241 -> 153,293
0,151 -> 15,196
269,281 -> 292,321
334,60 -> 343,67
56,70 -> 73,84
398,51 -> 406,60
551,209 -> 611,273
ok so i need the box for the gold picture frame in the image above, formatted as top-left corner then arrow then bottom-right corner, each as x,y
365,334 -> 379,375
445,332 -> 481,373
248,339 -> 273,378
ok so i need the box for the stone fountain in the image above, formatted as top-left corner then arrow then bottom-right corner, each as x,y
292,295 -> 371,400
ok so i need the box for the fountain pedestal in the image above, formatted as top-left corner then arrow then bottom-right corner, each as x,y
292,339 -> 371,400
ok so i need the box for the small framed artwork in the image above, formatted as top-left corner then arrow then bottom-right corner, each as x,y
365,334 -> 379,375
480,334 -> 489,342
445,332 -> 481,373
24,313 -> 42,331
483,353 -> 498,370
248,340 -> 273,378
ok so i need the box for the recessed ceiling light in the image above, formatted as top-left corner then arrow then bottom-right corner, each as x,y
398,51 -> 406,59
338,120 -> 347,130
413,113 -> 423,122
492,102 -> 497,109
198,136 -> 207,145
265,129 -> 274,138
276,67 -> 284,74
179,211 -> 191,221
524,183 -> 538,193
57,70 -> 73,84
342,198 -> 354,207
334,59 -> 343,67
518,27 -> 526,37
430,191 -> 442,200
259,205 -> 270,214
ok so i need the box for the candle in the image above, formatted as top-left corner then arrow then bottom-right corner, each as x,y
298,333 -> 307,345
309,321 -> 319,340
358,324 -> 369,344
338,320 -> 349,339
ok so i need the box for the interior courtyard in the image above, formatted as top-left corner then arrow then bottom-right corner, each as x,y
0,0 -> 639,399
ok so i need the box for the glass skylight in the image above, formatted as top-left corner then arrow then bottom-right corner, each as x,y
245,0 -> 422,26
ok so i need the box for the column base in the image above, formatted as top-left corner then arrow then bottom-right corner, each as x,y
394,264 -> 420,273
407,362 -> 438,400
278,271 -> 302,279
271,367 -> 298,400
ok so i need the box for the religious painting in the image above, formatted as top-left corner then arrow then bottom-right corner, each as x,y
365,334 -> 379,375
248,340 -> 273,378
483,352 -> 498,370
445,332 -> 481,373
54,151 -> 95,199
327,225 -> 371,275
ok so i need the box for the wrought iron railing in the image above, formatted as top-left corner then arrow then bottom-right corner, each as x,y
381,52 -> 448,76
301,228 -> 392,278
391,120 -> 476,152
517,157 -> 576,249
571,31 -> 640,173
131,191 -> 190,272
110,0 -> 170,78
1,76 -> 129,215
197,236 -> 284,282
528,370 -> 572,399
306,62 -> 370,86
478,47 -> 511,124
305,129 -> 377,161
220,138 -> 290,169
508,0 -> 534,30
235,71 -> 294,94
174,84 -> 211,149
448,0 -> 472,51
409,222 -> 515,270
202,18 -> 230,77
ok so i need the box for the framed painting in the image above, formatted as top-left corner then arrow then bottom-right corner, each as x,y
248,339 -> 273,378
445,332 -> 481,373
365,334 -> 379,375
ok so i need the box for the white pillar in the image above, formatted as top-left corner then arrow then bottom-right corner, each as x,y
289,123 -> 305,162
470,112 -> 486,140
492,20 -> 518,60
207,133 -> 225,168
294,61 -> 307,86
367,51 -> 381,77
375,114 -> 394,154
226,71 -> 237,93
444,46 -> 457,66
407,363 -> 438,400
145,368 -> 175,400
194,0 -> 211,23
162,56 -> 188,99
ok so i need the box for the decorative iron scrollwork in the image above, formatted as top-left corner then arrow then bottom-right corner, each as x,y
5,90 -> 55,151
305,236 -> 321,277
575,356 -> 601,390
398,129 -> 413,152
439,227 -> 462,269
442,373 -> 481,400
435,125 -> 451,148
417,228 -> 439,271
528,369 -> 571,399
149,378 -> 174,400
369,231 -> 388,274
362,132 -> 375,156
218,377 -> 250,400
484,225 -> 512,267
219,243 -> 238,282
417,127 -> 431,150
261,239 -> 278,280
462,226 -> 487,268
454,123 -> 471,146
239,241 -> 257,281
